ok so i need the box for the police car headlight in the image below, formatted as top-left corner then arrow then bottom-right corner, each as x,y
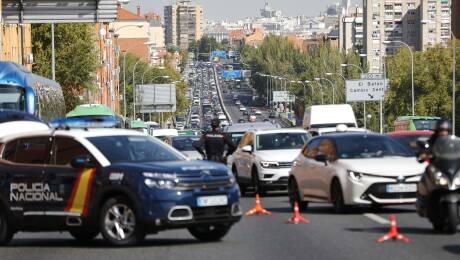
143,172 -> 179,189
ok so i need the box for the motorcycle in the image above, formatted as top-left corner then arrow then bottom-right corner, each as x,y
416,136 -> 460,234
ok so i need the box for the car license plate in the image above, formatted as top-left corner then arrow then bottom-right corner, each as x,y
386,184 -> 417,193
197,195 -> 228,207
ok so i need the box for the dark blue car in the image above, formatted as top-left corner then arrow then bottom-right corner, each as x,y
0,128 -> 241,246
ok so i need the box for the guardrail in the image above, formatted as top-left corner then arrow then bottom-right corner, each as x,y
213,66 -> 233,125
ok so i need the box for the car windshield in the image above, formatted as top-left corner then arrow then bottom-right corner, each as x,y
335,135 -> 412,159
88,135 -> 184,163
256,132 -> 309,150
390,135 -> 430,155
230,132 -> 244,145
0,85 -> 25,111
172,137 -> 199,151
414,119 -> 438,131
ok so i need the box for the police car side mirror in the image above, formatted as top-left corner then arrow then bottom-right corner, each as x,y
315,154 -> 328,165
242,145 -> 252,154
71,155 -> 96,168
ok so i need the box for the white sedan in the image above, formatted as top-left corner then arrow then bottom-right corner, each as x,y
255,110 -> 262,115
288,133 -> 425,212
239,106 -> 246,112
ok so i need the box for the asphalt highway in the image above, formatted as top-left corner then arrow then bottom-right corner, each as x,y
2,195 -> 459,260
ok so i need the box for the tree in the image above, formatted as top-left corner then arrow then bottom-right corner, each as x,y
119,54 -> 189,119
166,44 -> 179,53
179,49 -> 189,73
32,23 -> 98,112
241,35 -> 358,122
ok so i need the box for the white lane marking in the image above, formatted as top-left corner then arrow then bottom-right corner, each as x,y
363,213 -> 390,225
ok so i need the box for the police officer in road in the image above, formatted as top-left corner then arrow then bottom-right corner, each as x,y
195,118 -> 236,163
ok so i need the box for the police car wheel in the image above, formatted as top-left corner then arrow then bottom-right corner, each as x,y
0,208 -> 14,245
69,229 -> 99,241
99,197 -> 145,246
188,224 -> 231,241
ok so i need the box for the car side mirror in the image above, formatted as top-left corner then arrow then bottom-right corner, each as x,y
242,145 -> 253,154
416,139 -> 429,149
315,154 -> 328,164
71,155 -> 97,168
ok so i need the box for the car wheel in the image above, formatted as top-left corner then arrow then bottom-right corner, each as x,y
188,224 -> 231,241
0,207 -> 14,246
99,196 -> 145,246
233,165 -> 247,196
288,178 -> 308,211
331,179 -> 347,213
69,229 -> 99,241
252,167 -> 266,196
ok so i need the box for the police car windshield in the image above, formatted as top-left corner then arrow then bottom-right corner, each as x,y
88,135 -> 184,163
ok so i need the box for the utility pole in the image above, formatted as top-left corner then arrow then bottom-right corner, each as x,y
51,23 -> 55,81
453,33 -> 456,134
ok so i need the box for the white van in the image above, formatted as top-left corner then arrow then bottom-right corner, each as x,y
302,104 -> 365,135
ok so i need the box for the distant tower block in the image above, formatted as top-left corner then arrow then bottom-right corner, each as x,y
341,0 -> 350,16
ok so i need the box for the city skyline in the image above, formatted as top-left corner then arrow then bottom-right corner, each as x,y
125,0 -> 363,21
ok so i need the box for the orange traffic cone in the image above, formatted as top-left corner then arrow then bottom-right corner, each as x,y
245,194 -> 272,216
285,201 -> 309,224
377,215 -> 410,243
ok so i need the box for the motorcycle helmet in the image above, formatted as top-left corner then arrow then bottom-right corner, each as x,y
435,119 -> 452,135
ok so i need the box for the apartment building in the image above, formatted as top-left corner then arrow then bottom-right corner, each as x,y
364,0 -> 422,73
420,0 -> 451,49
339,7 -> 364,54
453,0 -> 459,39
0,0 -> 33,69
364,0 -> 453,73
164,0 -> 203,50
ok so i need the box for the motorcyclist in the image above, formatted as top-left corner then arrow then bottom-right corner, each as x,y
416,120 -> 456,227
417,120 -> 452,162
195,118 -> 236,163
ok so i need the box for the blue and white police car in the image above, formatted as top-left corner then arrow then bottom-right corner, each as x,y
0,123 -> 242,246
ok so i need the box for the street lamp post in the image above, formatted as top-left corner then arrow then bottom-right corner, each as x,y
132,59 -> 142,119
453,33 -> 456,134
318,77 -> 335,104
315,78 -> 334,104
341,63 -> 367,128
326,72 -> 346,102
141,66 -> 166,85
312,79 -> 324,105
383,40 -> 415,116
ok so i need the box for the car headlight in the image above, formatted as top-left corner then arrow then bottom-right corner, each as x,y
428,166 -> 449,186
143,172 -> 179,189
260,161 -> 279,168
348,170 -> 363,182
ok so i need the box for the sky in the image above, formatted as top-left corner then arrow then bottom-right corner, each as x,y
125,0 -> 362,21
